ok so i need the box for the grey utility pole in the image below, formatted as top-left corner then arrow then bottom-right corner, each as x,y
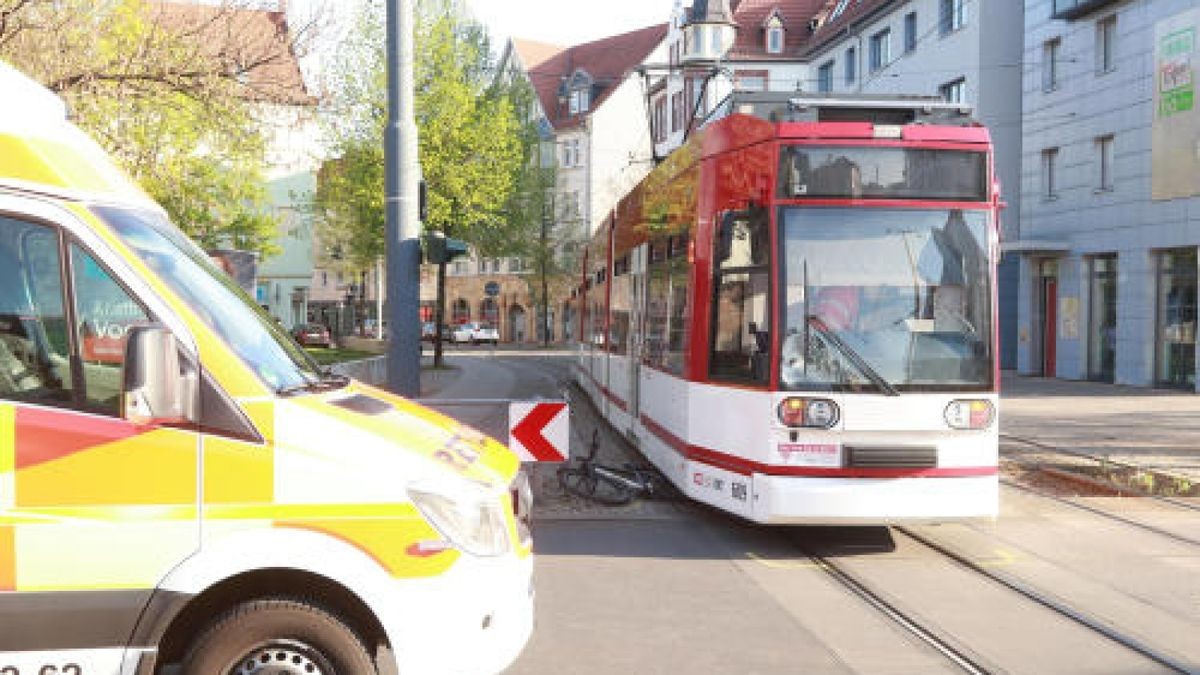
385,0 -> 421,396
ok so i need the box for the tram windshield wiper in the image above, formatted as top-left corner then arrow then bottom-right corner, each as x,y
806,315 -> 899,396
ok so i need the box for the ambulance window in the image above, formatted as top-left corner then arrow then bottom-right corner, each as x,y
69,243 -> 151,416
0,215 -> 73,404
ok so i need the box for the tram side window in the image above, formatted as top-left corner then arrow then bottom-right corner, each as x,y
610,266 -> 630,356
710,210 -> 770,384
666,236 -> 690,374
644,242 -> 669,369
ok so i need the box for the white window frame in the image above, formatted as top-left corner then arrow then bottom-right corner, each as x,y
767,26 -> 784,54
869,29 -> 891,73
940,0 -> 966,35
1043,37 -> 1061,92
939,77 -> 965,104
1096,134 -> 1115,192
817,61 -> 834,93
1042,148 -> 1060,200
1097,15 -> 1117,74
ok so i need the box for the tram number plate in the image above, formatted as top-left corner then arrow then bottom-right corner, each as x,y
777,442 -> 841,467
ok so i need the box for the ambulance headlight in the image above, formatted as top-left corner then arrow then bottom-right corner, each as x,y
408,484 -> 510,557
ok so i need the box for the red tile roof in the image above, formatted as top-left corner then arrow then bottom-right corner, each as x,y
802,0 -> 894,57
726,0 -> 830,60
150,1 -> 313,106
517,23 -> 668,131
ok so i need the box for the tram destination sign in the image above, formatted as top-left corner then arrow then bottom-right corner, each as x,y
778,145 -> 988,202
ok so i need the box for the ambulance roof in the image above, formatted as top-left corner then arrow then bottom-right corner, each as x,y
0,60 -> 158,209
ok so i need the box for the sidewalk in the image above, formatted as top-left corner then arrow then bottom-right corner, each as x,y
1000,372 -> 1200,484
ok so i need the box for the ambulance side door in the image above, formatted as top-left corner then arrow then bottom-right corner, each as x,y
0,203 -> 200,670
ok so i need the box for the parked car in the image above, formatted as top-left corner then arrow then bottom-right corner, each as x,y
422,322 -> 454,342
452,321 -> 499,345
293,322 -> 331,347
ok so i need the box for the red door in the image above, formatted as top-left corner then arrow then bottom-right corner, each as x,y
1043,278 -> 1057,377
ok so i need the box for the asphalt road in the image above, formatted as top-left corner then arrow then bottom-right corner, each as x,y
425,353 -> 1200,674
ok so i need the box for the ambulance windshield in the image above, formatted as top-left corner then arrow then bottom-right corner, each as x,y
93,206 -> 330,394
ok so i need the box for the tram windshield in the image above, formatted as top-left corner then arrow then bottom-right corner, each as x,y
779,207 -> 993,392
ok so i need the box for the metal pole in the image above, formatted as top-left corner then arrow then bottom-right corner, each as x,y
386,0 -> 421,396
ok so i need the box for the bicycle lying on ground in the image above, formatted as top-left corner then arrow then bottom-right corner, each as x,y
557,429 -> 675,505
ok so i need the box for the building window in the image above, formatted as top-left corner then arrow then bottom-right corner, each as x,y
1097,15 -> 1116,73
560,139 -> 581,168
671,91 -> 685,132
452,298 -> 470,323
817,61 -> 834,93
734,70 -> 768,92
939,77 -> 965,103
653,97 -> 667,142
904,12 -> 917,53
452,261 -> 467,275
568,88 -> 590,114
1043,37 -> 1061,91
1042,148 -> 1059,200
869,29 -> 890,73
767,25 -> 784,54
845,46 -> 856,84
1087,255 -> 1117,382
939,0 -> 965,35
1096,134 -> 1115,191
1156,248 -> 1197,388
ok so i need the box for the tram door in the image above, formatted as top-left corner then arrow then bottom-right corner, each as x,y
628,245 -> 647,429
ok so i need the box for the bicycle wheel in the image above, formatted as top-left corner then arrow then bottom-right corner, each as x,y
587,471 -> 636,506
558,467 -> 598,499
557,467 -> 634,506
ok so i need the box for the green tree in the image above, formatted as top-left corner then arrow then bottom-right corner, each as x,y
314,0 -> 526,364
0,0 -> 314,255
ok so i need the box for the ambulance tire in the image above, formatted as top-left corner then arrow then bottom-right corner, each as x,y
181,598 -> 377,675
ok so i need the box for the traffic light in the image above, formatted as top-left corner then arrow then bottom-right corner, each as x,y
424,230 -> 468,264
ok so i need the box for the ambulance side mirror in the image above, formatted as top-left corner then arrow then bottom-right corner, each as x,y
122,326 -> 198,426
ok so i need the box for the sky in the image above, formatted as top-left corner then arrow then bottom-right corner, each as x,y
462,0 -> 676,48
289,0 -> 677,50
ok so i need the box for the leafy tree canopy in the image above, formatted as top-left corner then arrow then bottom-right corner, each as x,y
0,0 -> 319,256
314,0 -> 524,271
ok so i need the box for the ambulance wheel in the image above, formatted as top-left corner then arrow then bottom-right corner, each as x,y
181,598 -> 377,675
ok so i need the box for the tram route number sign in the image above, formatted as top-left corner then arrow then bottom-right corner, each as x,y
509,401 -> 569,462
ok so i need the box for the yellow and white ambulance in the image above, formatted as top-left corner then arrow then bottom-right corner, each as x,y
0,61 -> 533,674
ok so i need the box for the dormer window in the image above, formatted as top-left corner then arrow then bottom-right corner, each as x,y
569,89 -> 590,114
564,69 -> 594,115
765,14 -> 785,54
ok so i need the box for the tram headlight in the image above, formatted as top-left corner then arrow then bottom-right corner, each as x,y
777,397 -> 839,429
944,399 -> 995,430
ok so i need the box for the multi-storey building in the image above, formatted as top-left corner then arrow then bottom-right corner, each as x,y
649,0 -> 1024,367
1010,0 -> 1200,389
801,0 -> 1024,368
159,1 -> 323,331
438,24 -> 668,343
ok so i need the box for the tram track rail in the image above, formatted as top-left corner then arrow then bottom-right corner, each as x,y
800,547 -> 994,675
894,526 -> 1196,675
999,478 -> 1200,549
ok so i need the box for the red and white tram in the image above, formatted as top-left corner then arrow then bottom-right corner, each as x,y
574,94 -> 1001,524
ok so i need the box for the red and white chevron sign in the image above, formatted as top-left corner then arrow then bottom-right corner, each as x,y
508,401 -> 569,462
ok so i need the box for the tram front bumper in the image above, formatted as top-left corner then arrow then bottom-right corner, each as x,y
751,473 -> 999,525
